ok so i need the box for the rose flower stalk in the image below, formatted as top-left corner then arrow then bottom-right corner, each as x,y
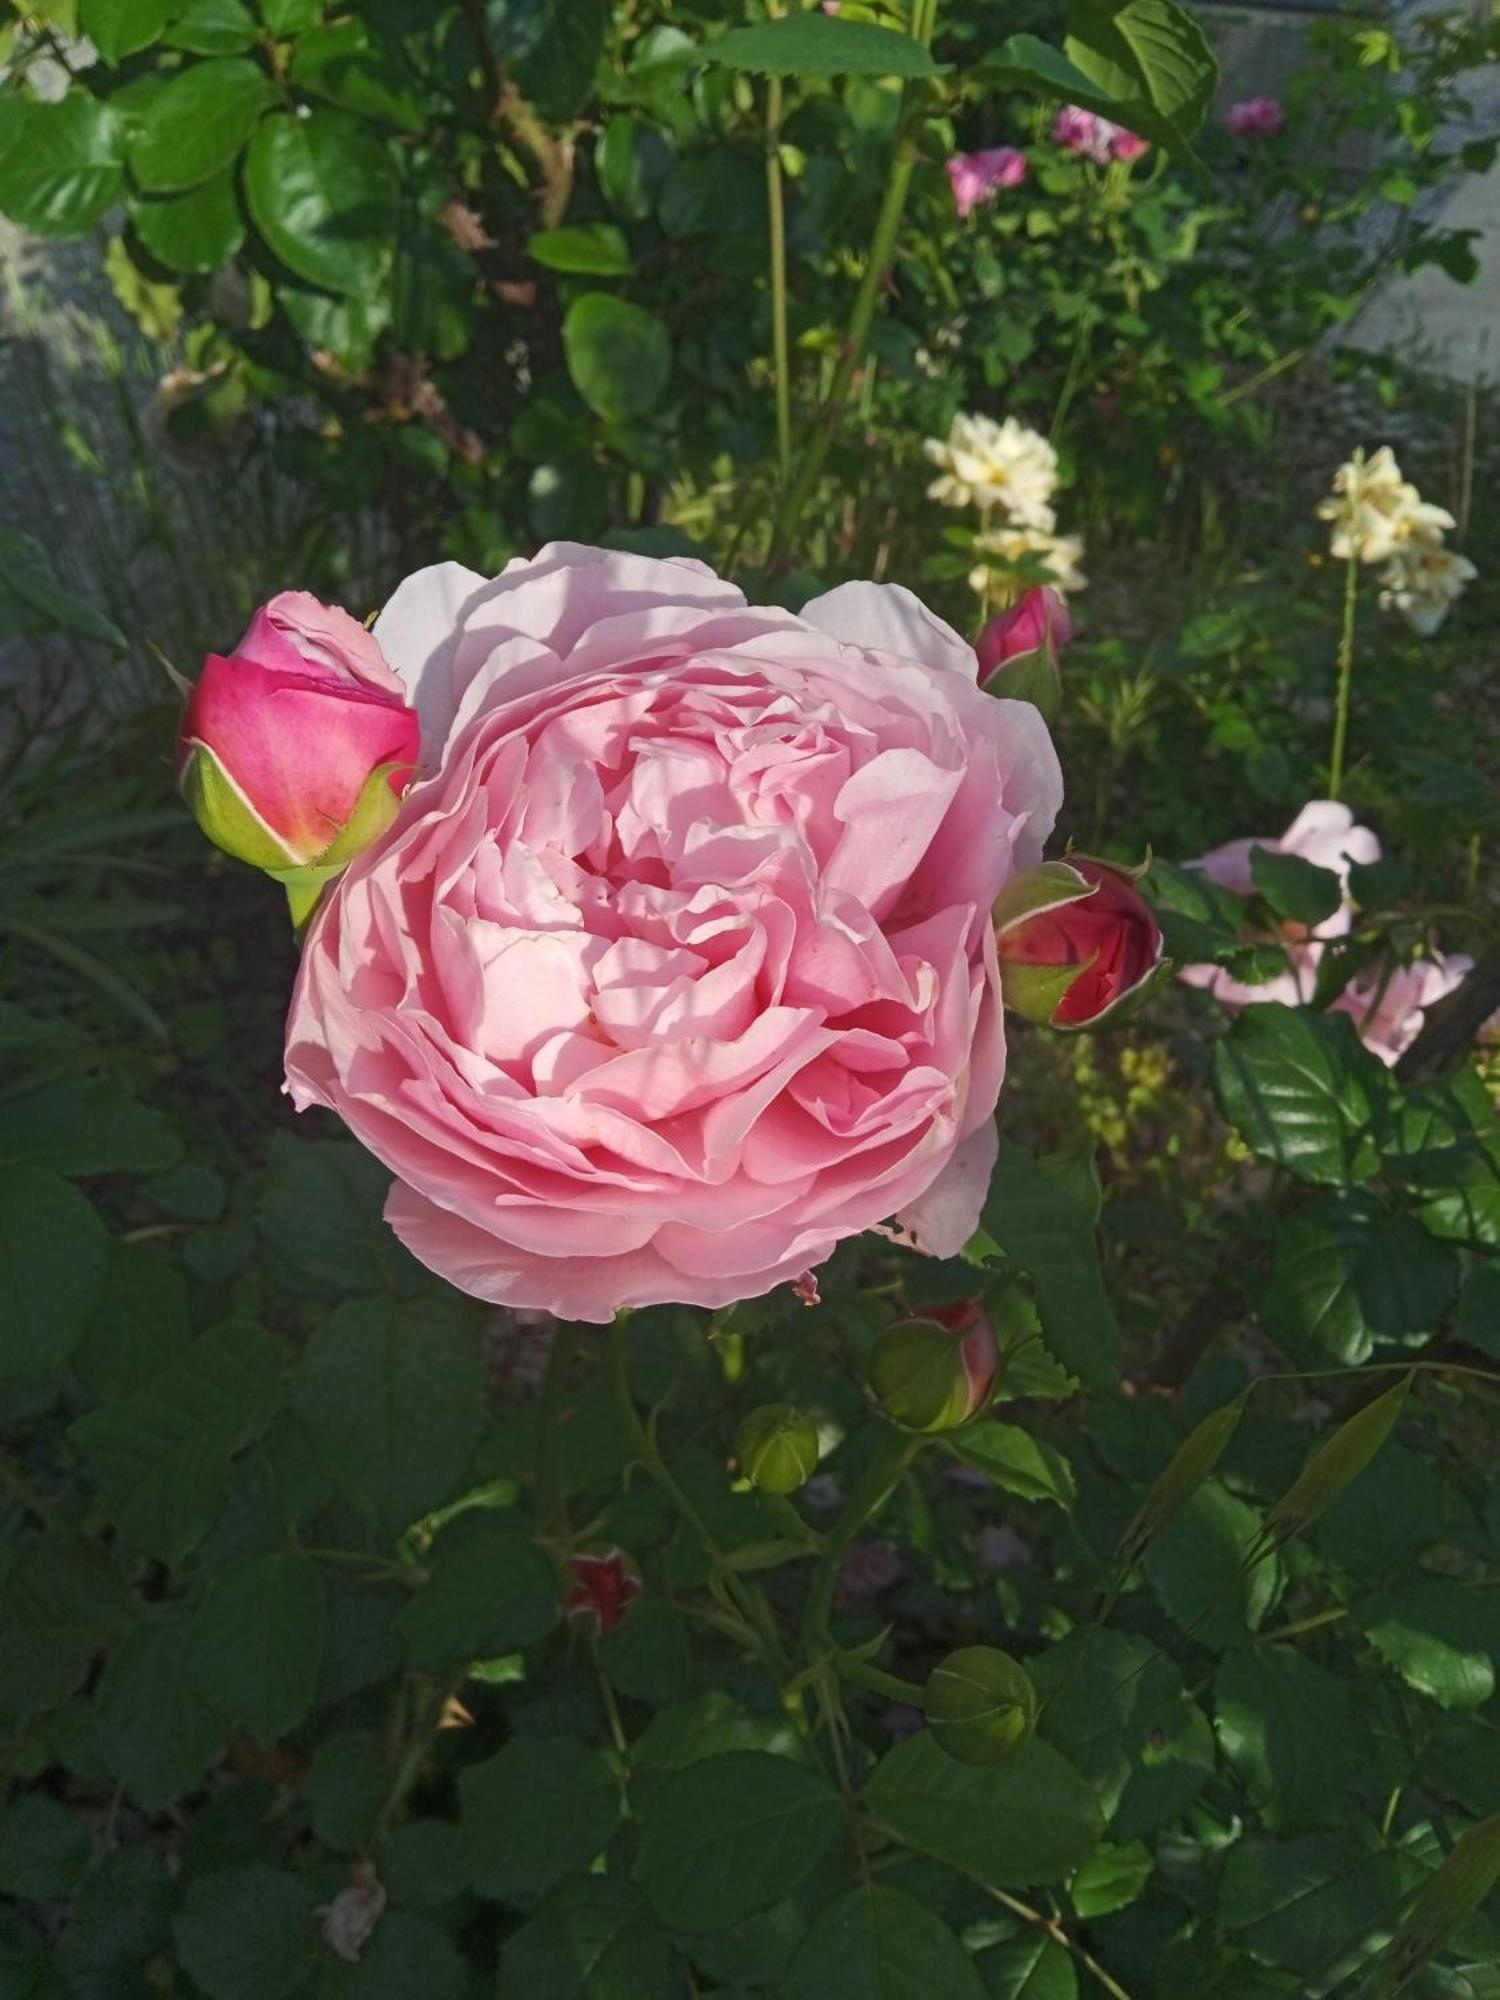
196,545 -> 1069,1320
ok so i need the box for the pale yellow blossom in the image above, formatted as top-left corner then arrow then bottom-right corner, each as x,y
925,413 -> 1058,525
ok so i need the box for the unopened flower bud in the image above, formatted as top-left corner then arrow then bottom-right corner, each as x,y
177,591 -> 420,894
994,856 -> 1164,1030
869,1302 -> 999,1433
924,1645 -> 1037,1765
565,1547 -> 641,1635
978,586 -> 1070,680
736,1404 -> 821,1495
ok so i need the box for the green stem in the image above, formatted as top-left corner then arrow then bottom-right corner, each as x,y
604,1322 -> 789,1674
834,1651 -> 925,1704
537,1321 -> 581,1544
1327,549 -> 1359,801
765,74 -> 792,491
803,1426 -> 925,1646
771,144 -> 916,560
371,1668 -> 466,1846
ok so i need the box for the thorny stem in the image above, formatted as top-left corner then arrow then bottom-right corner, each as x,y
1327,547 -> 1360,801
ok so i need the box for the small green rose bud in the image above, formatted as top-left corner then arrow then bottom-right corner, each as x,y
868,1303 -> 999,1434
924,1645 -> 1037,1766
736,1404 -> 821,1495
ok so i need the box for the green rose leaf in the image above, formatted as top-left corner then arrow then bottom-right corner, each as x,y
173,1867 -> 319,2000
863,1734 -> 1100,1888
948,1421 -> 1076,1509
0,96 -> 125,237
1220,1834 -> 1400,1979
1215,1648 -> 1359,1832
461,1736 -> 620,1903
92,1610 -> 233,1812
243,110 -> 398,294
636,1750 -> 842,1931
133,169 -> 245,273
396,1527 -> 558,1668
978,1935 -> 1079,1999
289,19 -> 427,131
0,1794 -> 92,1901
70,1321 -> 285,1567
500,1877 -> 679,1998
0,1534 -> 132,1719
0,1163 -> 109,1378
166,0 -> 259,54
1062,0 -> 1217,154
131,57 -> 278,193
81,0 -> 172,62
1260,1193 -> 1458,1364
1248,846 -> 1344,929
563,292 -> 672,421
292,1294 -> 488,1541
1142,1479 -> 1282,1649
1213,1003 -> 1384,1187
189,1550 -> 328,1743
711,15 -> 942,78
980,1142 -> 1120,1390
784,1884 -> 984,2000
1362,1582 -> 1500,1710
530,222 -> 634,276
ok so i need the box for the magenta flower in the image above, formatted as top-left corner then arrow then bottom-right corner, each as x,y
977,586 -> 1072,682
178,592 -> 420,873
946,146 -> 1028,219
1225,96 -> 1285,140
1051,105 -> 1149,166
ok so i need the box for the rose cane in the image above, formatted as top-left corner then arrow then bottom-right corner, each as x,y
995,857 -> 1164,1028
177,591 -> 421,927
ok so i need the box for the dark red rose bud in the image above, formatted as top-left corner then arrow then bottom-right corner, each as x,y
977,586 -> 1071,677
994,857 -> 1164,1030
565,1547 -> 641,1635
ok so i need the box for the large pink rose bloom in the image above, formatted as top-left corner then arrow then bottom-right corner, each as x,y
285,545 -> 1062,1321
1179,800 -> 1379,1010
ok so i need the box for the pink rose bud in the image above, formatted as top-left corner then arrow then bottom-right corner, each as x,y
977,587 -> 1072,679
177,591 -> 421,879
946,146 -> 1028,219
1225,96 -> 1285,139
869,1299 -> 999,1432
994,856 -> 1164,1029
1109,128 -> 1150,163
565,1548 -> 642,1636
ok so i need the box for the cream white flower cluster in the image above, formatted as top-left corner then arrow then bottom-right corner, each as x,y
1316,446 -> 1475,635
924,411 -> 1087,602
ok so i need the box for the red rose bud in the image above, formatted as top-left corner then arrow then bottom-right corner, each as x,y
994,856 -> 1164,1030
565,1548 -> 642,1636
869,1300 -> 999,1433
177,591 -> 420,887
978,590 -> 1069,720
977,587 -> 1071,678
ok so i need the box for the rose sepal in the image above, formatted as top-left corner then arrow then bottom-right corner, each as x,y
982,647 -> 1061,720
991,860 -> 1094,937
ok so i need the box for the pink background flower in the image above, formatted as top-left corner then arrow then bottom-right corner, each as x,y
1179,801 -> 1379,1011
285,546 -> 1063,1320
1225,96 -> 1285,139
946,146 -> 1028,219
1052,105 -> 1149,165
